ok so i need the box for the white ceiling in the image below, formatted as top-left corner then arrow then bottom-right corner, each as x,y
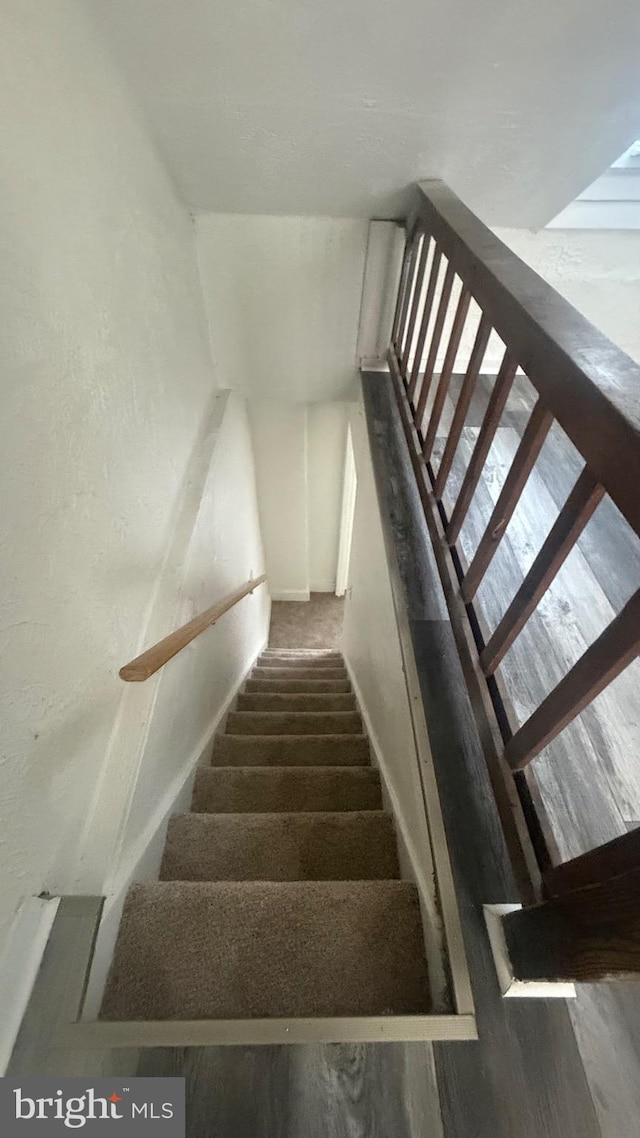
87,0 -> 640,226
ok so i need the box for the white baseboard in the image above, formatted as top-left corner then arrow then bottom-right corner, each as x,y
309,581 -> 337,594
0,896 -> 61,1075
342,655 -> 450,1012
80,637 -> 268,1020
270,590 -> 310,602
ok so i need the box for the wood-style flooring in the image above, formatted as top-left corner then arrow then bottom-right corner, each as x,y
431,371 -> 640,1138
138,1042 -> 444,1138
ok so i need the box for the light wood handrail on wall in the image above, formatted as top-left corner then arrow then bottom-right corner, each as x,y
119,575 -> 267,682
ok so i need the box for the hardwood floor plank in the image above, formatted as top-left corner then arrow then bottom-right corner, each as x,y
363,373 -> 601,1138
137,1044 -> 443,1138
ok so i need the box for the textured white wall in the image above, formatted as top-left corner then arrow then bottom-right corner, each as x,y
196,214 -> 367,402
97,392 -> 269,891
249,403 -> 310,601
342,397 -> 437,911
87,0 -> 640,226
0,0 -> 267,960
406,227 -> 640,376
495,228 -> 640,366
308,404 -> 349,592
248,400 -> 350,599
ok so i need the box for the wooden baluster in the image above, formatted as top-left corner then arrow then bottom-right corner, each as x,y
406,248 -> 443,403
414,262 -> 455,421
505,588 -> 640,770
393,234 -> 420,361
390,232 -> 414,351
544,827 -> 640,898
400,235 -> 430,377
422,287 -> 471,460
461,400 -> 554,603
446,352 -> 518,545
480,468 -> 605,676
502,865 -> 640,982
433,315 -> 491,499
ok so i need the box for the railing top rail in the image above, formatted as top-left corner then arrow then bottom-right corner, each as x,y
413,180 -> 640,536
119,574 -> 267,682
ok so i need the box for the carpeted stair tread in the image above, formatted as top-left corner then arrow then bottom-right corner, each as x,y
212,734 -> 371,767
237,692 -> 356,712
251,667 -> 348,681
245,677 -> 351,693
160,811 -> 399,882
261,649 -> 343,659
226,710 -> 362,736
100,880 -> 430,1020
192,766 -> 383,813
257,655 -> 345,669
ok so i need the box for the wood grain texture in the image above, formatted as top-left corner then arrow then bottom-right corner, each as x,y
480,468 -> 605,677
119,575 -> 266,681
505,588 -> 640,770
503,866 -> 640,982
137,1042 -> 444,1138
433,314 -> 491,498
446,352 -> 517,545
362,372 -> 602,1138
413,260 -> 454,415
401,235 -> 431,379
415,181 -> 640,536
425,383 -> 640,1135
421,288 -> 471,456
544,825 -> 640,897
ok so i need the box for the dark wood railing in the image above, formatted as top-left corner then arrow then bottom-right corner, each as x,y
388,180 -> 640,982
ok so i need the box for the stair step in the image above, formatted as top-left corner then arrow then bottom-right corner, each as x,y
212,734 -> 371,767
160,812 -> 399,882
251,667 -> 348,681
100,880 -> 430,1020
257,655 -> 344,670
237,692 -> 356,713
226,711 -> 362,736
261,649 -> 343,659
192,766 -> 383,813
245,677 -> 351,694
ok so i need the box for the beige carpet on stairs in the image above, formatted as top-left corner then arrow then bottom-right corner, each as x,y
100,642 -> 431,1021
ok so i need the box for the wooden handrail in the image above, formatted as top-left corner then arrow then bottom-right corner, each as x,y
387,176 -> 640,947
413,180 -> 640,535
119,575 -> 267,682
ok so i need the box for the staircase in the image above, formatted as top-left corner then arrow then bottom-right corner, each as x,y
100,648 -> 430,1023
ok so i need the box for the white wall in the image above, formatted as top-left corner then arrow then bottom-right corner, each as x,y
404,227 -> 640,378
342,395 -> 445,998
0,0 -> 268,974
80,391 -> 269,1025
343,400 -> 433,872
308,404 -> 349,592
196,214 -> 368,402
495,228 -> 640,366
88,0 -> 640,227
248,400 -> 349,599
248,402 -> 309,601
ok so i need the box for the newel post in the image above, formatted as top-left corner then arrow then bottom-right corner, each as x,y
485,856 -> 640,996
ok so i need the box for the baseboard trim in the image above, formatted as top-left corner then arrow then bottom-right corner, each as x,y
270,590 -> 311,602
0,896 -> 61,1075
343,659 -> 449,1012
59,1013 -> 478,1048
